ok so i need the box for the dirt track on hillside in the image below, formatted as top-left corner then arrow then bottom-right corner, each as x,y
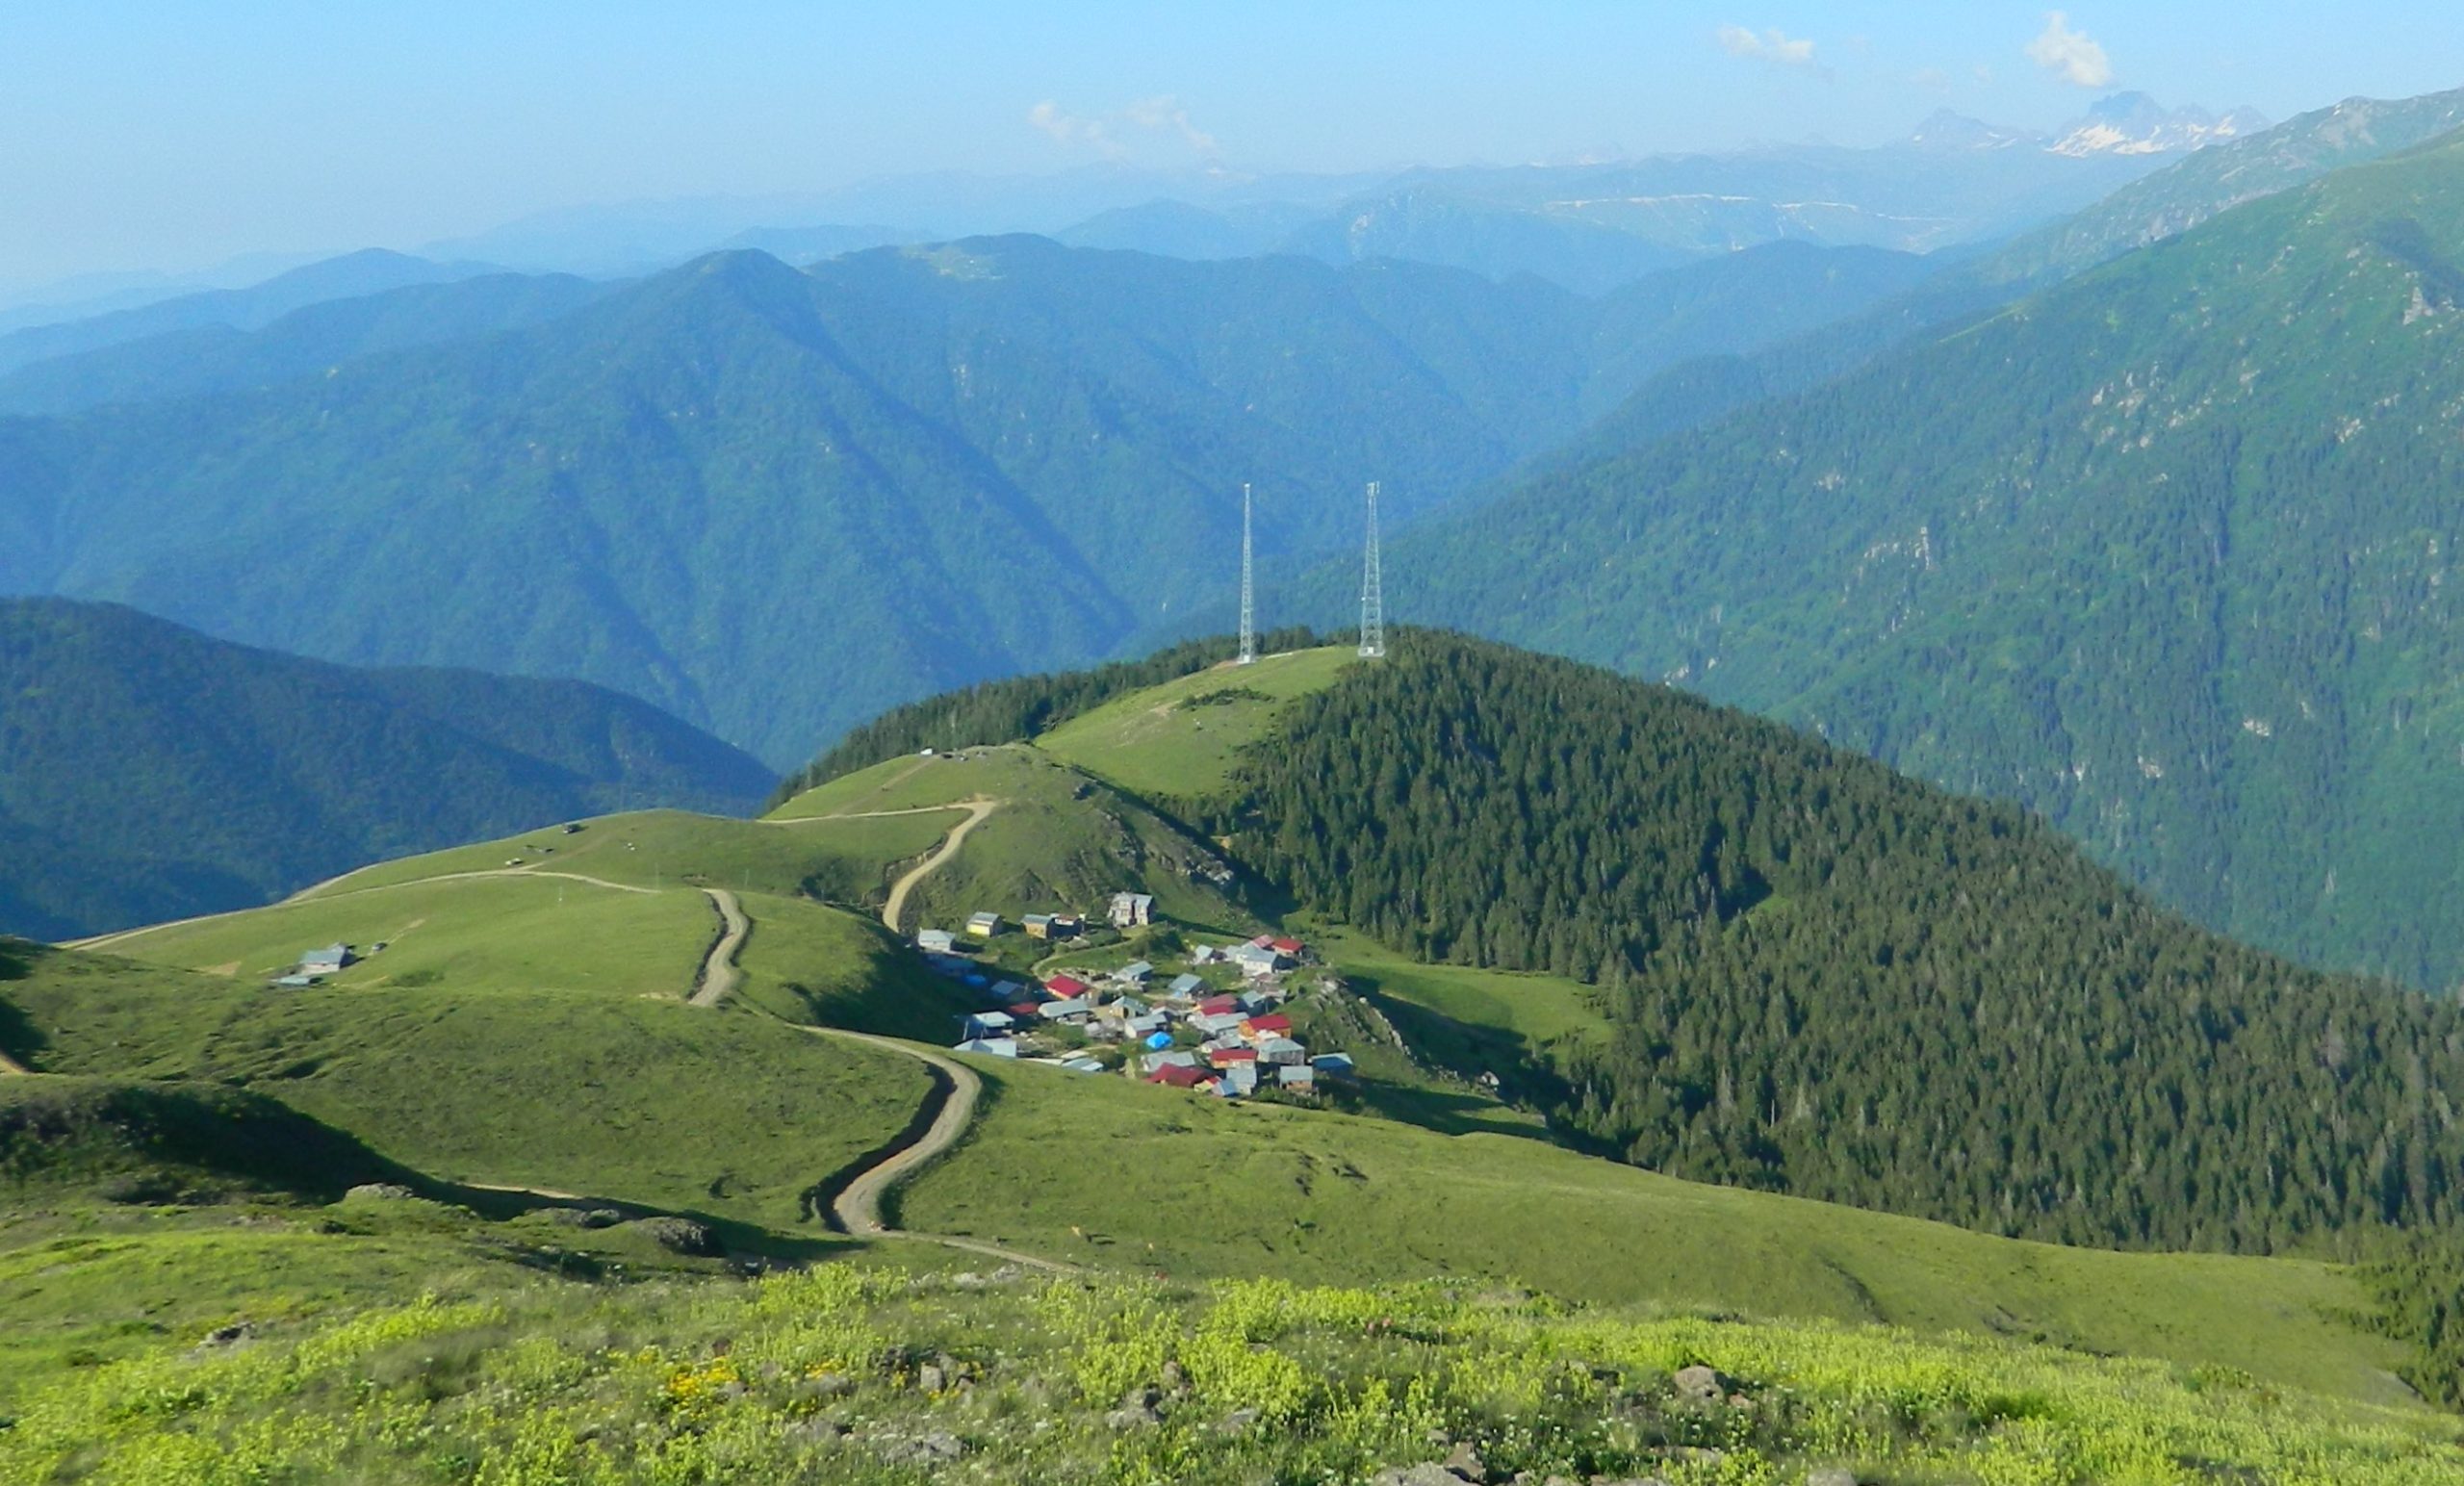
802,1027 -> 1073,1271
689,888 -> 749,1008
867,800 -> 1001,933
67,867 -> 658,954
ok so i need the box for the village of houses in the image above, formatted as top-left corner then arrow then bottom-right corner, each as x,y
917,890 -> 1356,1100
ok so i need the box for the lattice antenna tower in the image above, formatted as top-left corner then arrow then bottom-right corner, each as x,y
1358,480 -> 1386,658
1237,482 -> 1256,665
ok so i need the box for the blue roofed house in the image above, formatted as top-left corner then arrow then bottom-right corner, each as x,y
300,944 -> 353,975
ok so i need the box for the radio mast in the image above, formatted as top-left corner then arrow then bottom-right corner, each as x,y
1358,480 -> 1386,658
1237,482 -> 1256,665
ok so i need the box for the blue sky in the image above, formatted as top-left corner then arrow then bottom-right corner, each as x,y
4,3 -> 2460,287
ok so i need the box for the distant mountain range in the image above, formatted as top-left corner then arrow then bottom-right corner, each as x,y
0,250 -> 511,380
1912,92 -> 2270,159
1049,94 -> 2258,294
0,599 -> 771,940
0,235 -> 1934,765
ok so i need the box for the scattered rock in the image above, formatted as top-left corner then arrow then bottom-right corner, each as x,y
1106,1385 -> 1164,1429
917,1364 -> 946,1395
1444,1442 -> 1489,1482
540,1206 -> 624,1230
634,1217 -> 721,1256
1370,1466 -> 1465,1486
1160,1359 -> 1187,1393
193,1322 -> 255,1352
796,1371 -> 856,1400
869,1429 -> 966,1466
345,1183 -> 415,1201
1671,1364 -> 1736,1409
1805,1472 -> 1859,1486
1216,1407 -> 1260,1435
785,1417 -> 846,1448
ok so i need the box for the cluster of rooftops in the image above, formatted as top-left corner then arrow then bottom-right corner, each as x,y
915,905 -> 1353,1100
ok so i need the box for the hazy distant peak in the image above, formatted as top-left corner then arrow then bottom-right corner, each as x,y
1906,110 -> 2037,152
2047,92 -> 2270,157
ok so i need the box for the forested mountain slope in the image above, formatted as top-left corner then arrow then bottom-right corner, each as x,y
0,599 -> 770,940
1551,86 -> 2464,465
0,236 -> 1927,765
1211,635 -> 2464,1253
1379,131 -> 2464,993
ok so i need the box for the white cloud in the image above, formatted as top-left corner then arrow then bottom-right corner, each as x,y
1120,95 -> 1218,154
1027,95 -> 1218,160
1716,24 -> 1819,68
2026,11 -> 2114,88
1027,101 -> 1120,156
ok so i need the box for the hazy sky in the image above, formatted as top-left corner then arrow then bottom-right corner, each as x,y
5,3 -> 2460,289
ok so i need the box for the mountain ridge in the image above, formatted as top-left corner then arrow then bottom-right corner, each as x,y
0,598 -> 771,940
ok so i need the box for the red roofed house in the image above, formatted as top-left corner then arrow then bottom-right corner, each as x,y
1196,994 -> 1241,1016
1044,973 -> 1093,1000
1008,1002 -> 1043,1019
1207,1045 -> 1259,1068
1248,934 -> 1275,949
1146,1063 -> 1213,1089
1242,1013 -> 1293,1042
1269,937 -> 1304,957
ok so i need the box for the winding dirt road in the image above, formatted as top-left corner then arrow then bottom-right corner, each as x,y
869,799 -> 1001,933
688,888 -> 749,1009
674,858 -> 1065,1269
805,1027 -> 1073,1271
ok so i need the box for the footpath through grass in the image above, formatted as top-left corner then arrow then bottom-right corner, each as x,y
297,808 -> 952,910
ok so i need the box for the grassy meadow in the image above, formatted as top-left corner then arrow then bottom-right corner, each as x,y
907,1061 -> 2423,1408
774,746 -> 1254,937
2,944 -> 931,1236
296,808 -> 952,910
0,1245 -> 2453,1484
1035,645 -> 1359,800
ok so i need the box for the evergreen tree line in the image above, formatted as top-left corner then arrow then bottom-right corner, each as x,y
772,628 -> 1327,808
1219,632 -> 2464,1253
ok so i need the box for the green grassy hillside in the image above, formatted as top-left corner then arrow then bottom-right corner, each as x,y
909,1061 -> 2422,1408
291,808 -> 949,908
0,1075 -> 411,1202
4,1242 -> 2455,1483
13,625 -> 2464,1454
1,939 -> 931,1236
771,746 -> 1254,935
1037,646 -> 1360,801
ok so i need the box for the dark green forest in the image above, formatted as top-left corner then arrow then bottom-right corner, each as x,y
0,599 -> 770,940
1374,126 -> 2464,995
1219,634 -> 2464,1254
